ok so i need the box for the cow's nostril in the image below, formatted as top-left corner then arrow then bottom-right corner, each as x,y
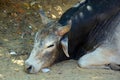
24,63 -> 33,73
27,65 -> 32,71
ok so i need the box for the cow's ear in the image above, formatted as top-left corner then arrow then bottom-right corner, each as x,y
60,36 -> 70,57
55,20 -> 72,36
39,9 -> 52,24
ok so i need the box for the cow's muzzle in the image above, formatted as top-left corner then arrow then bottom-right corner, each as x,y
24,62 -> 34,73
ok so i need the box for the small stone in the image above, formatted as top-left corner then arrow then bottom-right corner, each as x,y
14,69 -> 19,72
41,68 -> 50,73
10,51 -> 17,55
29,25 -> 32,29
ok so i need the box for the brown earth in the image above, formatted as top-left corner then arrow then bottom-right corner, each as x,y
0,0 -> 120,80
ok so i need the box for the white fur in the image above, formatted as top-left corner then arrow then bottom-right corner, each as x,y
79,12 -> 84,18
86,5 -> 92,11
73,2 -> 80,8
73,0 -> 86,8
80,0 -> 86,3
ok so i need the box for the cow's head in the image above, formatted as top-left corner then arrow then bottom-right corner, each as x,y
24,10 -> 71,73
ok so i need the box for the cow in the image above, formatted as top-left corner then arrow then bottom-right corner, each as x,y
24,0 -> 120,73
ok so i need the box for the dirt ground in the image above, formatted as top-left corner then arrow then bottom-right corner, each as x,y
0,0 -> 120,80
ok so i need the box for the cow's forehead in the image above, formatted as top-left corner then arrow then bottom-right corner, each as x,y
34,33 -> 57,49
35,31 -> 56,43
36,21 -> 62,39
44,21 -> 62,29
40,21 -> 61,33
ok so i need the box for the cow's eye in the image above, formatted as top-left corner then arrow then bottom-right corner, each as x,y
47,44 -> 54,48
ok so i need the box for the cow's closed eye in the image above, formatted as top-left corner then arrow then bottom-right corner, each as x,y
47,44 -> 54,48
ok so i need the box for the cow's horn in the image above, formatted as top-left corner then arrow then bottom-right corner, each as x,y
39,9 -> 52,24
